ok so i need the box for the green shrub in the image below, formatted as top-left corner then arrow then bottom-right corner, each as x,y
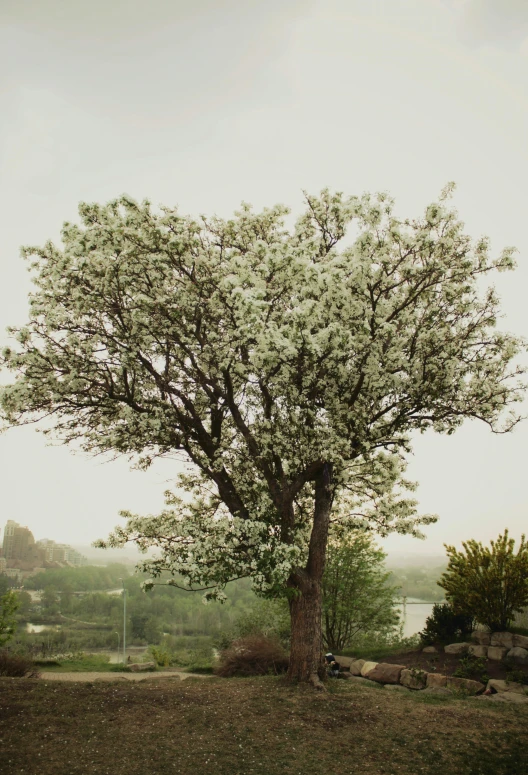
419,602 -> 474,645
439,532 -> 528,631
453,654 -> 489,684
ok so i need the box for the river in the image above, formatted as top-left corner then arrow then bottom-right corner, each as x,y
397,600 -> 435,637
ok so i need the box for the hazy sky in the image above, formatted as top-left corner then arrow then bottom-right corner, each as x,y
1,0 -> 527,558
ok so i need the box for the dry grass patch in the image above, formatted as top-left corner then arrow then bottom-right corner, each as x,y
0,676 -> 526,775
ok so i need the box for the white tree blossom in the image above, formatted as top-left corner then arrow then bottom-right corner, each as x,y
1,184 -> 524,683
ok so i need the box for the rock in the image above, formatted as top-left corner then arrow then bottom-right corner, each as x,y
360,661 -> 378,677
349,659 -> 366,676
471,631 -> 491,646
384,684 -> 410,692
491,692 -> 528,704
422,687 -> 453,696
513,634 -> 528,649
400,668 -> 428,690
444,642 -> 471,655
345,675 -> 372,685
468,645 -> 488,658
426,673 -> 447,689
366,663 -> 406,684
446,677 -> 485,695
490,632 -> 514,649
487,646 -> 508,661
128,662 -> 156,672
486,679 -> 528,695
506,647 -> 528,661
422,646 -> 437,653
334,656 -> 355,669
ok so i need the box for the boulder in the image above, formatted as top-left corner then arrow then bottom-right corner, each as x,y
426,672 -> 447,689
506,647 -> 528,661
349,659 -> 366,676
384,684 -> 410,692
400,668 -> 427,690
422,646 -> 437,653
366,663 -> 406,684
446,676 -> 485,695
345,675 -> 372,685
129,662 -> 156,672
360,661 -> 378,677
444,642 -> 471,655
487,646 -> 508,661
486,679 -> 528,695
468,645 -> 488,658
490,632 -> 514,649
334,655 -> 355,669
513,634 -> 528,649
422,687 -> 453,696
471,631 -> 491,646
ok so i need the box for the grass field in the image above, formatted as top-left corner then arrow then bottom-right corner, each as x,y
1,676 -> 527,775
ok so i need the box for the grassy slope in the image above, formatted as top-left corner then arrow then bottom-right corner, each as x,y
1,677 -> 527,775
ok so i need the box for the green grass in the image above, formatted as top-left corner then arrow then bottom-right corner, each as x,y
1,676 -> 527,775
34,653 -> 134,672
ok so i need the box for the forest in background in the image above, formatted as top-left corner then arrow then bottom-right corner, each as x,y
1,557 -> 445,664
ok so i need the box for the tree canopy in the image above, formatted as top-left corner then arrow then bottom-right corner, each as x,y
1,184 -> 523,683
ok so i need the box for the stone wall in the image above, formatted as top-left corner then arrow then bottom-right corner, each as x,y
336,630 -> 528,703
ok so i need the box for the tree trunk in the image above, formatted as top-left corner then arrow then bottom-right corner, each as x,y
286,463 -> 333,689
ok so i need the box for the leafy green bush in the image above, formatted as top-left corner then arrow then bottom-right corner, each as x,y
323,531 -> 401,652
439,532 -> 528,631
453,654 -> 489,684
0,590 -> 20,646
419,602 -> 474,645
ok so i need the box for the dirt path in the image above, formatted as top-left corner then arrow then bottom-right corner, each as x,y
39,670 -> 213,682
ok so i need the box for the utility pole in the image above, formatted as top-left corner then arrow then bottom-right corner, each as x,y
119,578 -> 126,663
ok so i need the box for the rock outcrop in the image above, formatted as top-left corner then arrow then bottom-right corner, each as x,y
348,659 -> 366,676
444,642 -> 471,655
426,672 -> 447,689
490,632 -> 514,649
366,663 -> 406,684
487,646 -> 508,661
360,661 -> 378,677
400,668 -> 427,690
129,662 -> 156,672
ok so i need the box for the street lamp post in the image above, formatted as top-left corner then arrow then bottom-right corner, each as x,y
114,631 -> 120,662
118,578 -> 126,663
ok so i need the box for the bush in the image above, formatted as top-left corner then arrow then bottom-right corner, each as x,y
0,650 -> 40,677
419,602 -> 474,645
215,635 -> 289,677
439,531 -> 528,631
453,654 -> 489,684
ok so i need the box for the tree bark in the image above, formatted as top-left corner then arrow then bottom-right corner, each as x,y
286,463 -> 333,689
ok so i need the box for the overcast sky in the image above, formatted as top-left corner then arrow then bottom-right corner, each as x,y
1,0 -> 527,559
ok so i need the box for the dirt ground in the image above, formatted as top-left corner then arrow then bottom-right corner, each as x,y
38,670 -> 212,682
1,675 -> 527,775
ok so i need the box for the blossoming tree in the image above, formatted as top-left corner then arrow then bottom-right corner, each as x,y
1,186 -> 523,686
